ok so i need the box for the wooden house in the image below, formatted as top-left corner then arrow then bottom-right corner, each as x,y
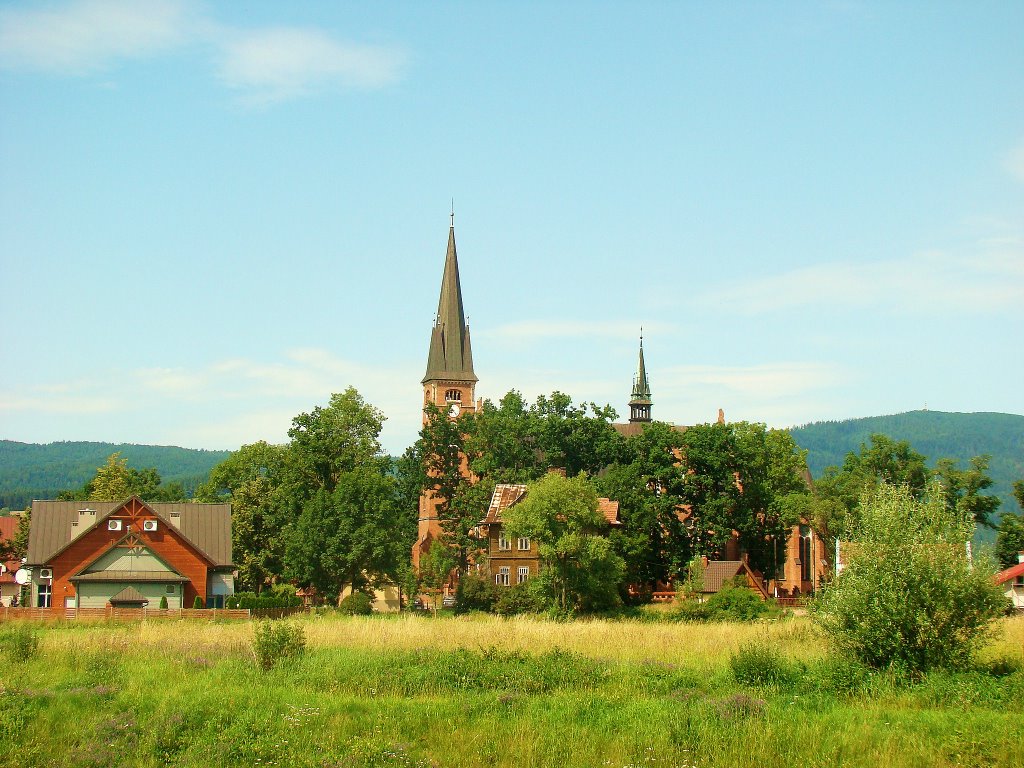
24,497 -> 234,612
479,482 -> 621,587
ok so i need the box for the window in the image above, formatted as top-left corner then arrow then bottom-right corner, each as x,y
517,537 -> 531,551
166,585 -> 175,594
207,595 -> 225,609
495,567 -> 510,586
517,566 -> 529,584
799,525 -> 813,583
498,533 -> 511,551
37,583 -> 51,608
445,389 -> 462,402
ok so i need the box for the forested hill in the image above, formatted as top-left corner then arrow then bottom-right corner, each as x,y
788,411 -> 1024,517
0,441 -> 232,510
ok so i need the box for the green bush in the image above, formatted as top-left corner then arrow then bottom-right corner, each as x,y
812,483 -> 1006,674
251,621 -> 306,671
1,623 -> 39,661
455,573 -> 497,614
704,583 -> 773,621
730,642 -> 797,688
192,595 -> 204,609
494,581 -> 548,616
338,592 -> 374,615
158,595 -> 168,610
675,583 -> 775,623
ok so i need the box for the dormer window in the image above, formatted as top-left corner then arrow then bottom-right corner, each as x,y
445,389 -> 462,402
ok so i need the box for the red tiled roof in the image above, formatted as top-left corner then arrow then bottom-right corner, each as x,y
598,498 -> 622,526
994,560 -> 1024,585
0,516 -> 17,541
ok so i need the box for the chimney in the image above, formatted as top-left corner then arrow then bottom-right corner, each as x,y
169,511 -> 182,528
75,507 -> 97,528
701,555 -> 709,568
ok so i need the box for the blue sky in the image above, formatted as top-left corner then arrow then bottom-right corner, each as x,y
1,0 -> 1022,456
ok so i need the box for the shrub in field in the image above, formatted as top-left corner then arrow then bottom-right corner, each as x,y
730,641 -> 797,687
705,583 -> 773,621
812,482 -> 1006,674
455,573 -> 497,613
675,582 -> 776,622
1,623 -> 39,661
158,595 -> 168,610
494,580 -> 548,616
252,620 -> 306,670
338,592 -> 373,615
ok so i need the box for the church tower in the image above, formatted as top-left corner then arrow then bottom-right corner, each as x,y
421,215 -> 479,416
414,217 -> 480,569
628,334 -> 652,423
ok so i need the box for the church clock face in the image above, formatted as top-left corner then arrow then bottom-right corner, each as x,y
448,403 -> 461,418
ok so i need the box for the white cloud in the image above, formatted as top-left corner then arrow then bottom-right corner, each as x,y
0,0 -> 189,73
697,239 -> 1024,315
217,27 -> 404,105
0,0 -> 405,104
0,348 -> 425,453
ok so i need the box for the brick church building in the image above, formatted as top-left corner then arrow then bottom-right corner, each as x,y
412,218 -> 828,597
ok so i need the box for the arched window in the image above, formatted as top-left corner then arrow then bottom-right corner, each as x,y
445,389 -> 462,402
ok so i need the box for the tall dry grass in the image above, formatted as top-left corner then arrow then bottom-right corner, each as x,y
35,611 -> 1024,667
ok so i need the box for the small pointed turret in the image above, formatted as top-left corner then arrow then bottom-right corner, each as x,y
629,333 -> 652,423
422,222 -> 477,385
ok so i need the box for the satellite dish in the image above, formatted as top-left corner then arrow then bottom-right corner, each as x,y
14,568 -> 30,585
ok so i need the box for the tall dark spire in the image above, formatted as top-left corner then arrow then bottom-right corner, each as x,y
629,332 -> 652,423
422,222 -> 477,385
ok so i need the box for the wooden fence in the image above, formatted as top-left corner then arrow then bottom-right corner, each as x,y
0,606 -> 261,622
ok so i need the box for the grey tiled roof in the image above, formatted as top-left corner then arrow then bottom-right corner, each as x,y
27,499 -> 232,567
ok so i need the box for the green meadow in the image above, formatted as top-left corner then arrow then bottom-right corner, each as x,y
2,613 -> 1023,768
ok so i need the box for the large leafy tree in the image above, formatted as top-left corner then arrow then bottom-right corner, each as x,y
194,441 -> 289,593
812,482 -> 1005,674
934,455 -> 1001,528
676,422 -> 811,576
418,402 -> 480,572
597,422 -> 689,589
58,452 -> 186,502
814,434 -> 1002,538
995,480 -> 1024,568
284,466 -> 401,601
501,472 -> 625,613
285,387 -> 385,495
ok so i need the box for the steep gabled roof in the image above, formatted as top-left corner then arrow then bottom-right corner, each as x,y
423,224 -> 477,385
701,560 -> 768,599
26,499 -> 232,567
481,484 -> 528,525
481,483 -> 621,527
